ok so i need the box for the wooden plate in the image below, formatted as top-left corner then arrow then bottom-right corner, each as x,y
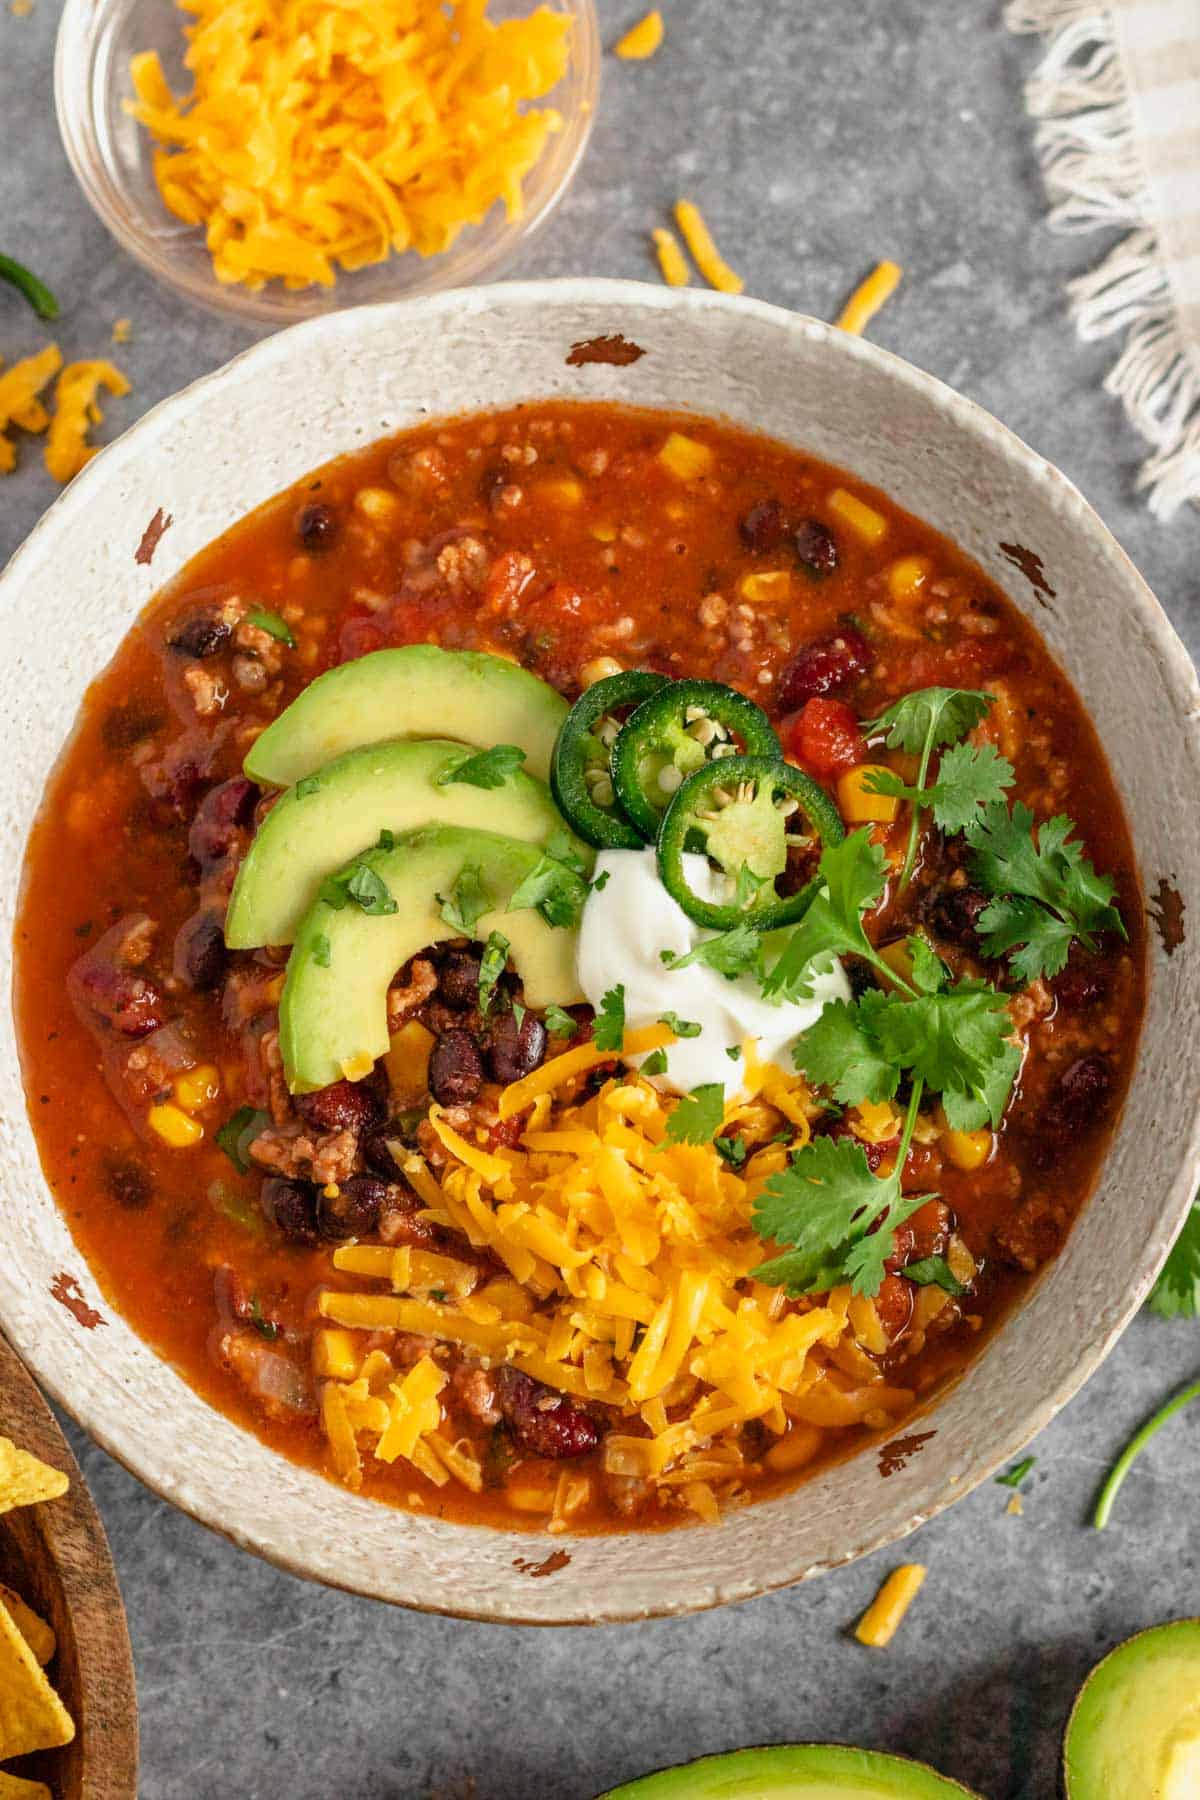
0,1332 -> 137,1797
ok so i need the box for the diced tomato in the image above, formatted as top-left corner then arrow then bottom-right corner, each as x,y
874,1273 -> 914,1339
483,548 -> 536,614
786,697 -> 866,777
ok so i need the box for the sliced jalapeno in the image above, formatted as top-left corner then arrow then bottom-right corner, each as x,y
550,670 -> 670,848
611,679 -> 781,844
658,753 -> 844,929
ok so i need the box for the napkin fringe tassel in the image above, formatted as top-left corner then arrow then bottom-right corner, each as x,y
1007,0 -> 1200,519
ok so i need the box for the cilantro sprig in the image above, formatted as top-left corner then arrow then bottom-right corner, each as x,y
964,801 -> 1126,983
507,830 -> 590,930
751,1077 -> 937,1297
760,829 -> 898,1004
1148,1201 -> 1200,1320
593,985 -> 626,1053
661,921 -> 762,981
862,687 -> 1002,887
662,1082 -> 725,1147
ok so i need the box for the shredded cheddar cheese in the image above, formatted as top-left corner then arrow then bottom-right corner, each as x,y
125,0 -> 572,293
0,345 -> 61,474
673,199 -> 744,295
652,227 -> 690,288
314,1046 -> 916,1521
836,260 -> 903,336
855,1563 -> 927,1646
615,11 -> 663,60
44,361 -> 131,484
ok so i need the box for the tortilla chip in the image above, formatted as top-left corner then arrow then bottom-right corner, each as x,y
0,1586 -> 55,1666
0,1602 -> 74,1760
0,1773 -> 52,1799
0,1440 -> 68,1515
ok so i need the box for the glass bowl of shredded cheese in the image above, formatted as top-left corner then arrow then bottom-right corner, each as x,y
55,0 -> 601,325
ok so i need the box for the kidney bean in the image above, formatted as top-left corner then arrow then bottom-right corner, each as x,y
429,1030 -> 484,1105
294,1076 -> 386,1136
260,1177 -> 319,1245
738,499 -> 786,553
486,1011 -> 547,1085
1043,1054 -> 1113,1143
167,609 -> 233,659
920,882 -> 989,951
106,1157 -> 153,1211
793,518 -> 840,578
295,502 -> 339,553
317,1175 -> 387,1241
438,949 -> 483,1011
495,1366 -> 600,1460
173,909 -> 228,991
776,626 -> 872,713
70,928 -> 164,1039
873,1273 -> 914,1338
188,777 -> 259,866
1051,948 -> 1110,1011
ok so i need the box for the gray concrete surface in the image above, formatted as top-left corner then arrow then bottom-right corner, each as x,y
3,3 -> 1200,1796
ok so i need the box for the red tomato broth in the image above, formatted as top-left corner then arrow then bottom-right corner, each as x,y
14,402 -> 1145,1533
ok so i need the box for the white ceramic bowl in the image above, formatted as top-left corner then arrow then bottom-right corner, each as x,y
3,281 -> 1198,1623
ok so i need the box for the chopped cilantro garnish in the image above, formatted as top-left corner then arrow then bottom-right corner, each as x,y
248,1296 -> 279,1341
965,800 -> 1126,982
428,1289 -> 448,1303
662,1082 -> 725,1147
591,869 -> 611,892
641,1047 -> 669,1078
725,1044 -> 742,1062
477,931 -> 510,1016
863,687 -> 998,887
904,1255 -> 966,1295
434,744 -> 527,790
437,863 -> 489,936
507,834 -> 589,929
593,985 -> 626,1053
511,1001 -> 526,1031
320,859 -> 398,916
714,1134 -> 748,1170
376,828 -> 396,852
215,1105 -> 270,1175
1148,1201 -> 1200,1319
996,1456 -> 1036,1490
661,921 -> 762,981
244,606 -> 296,648
543,1004 -> 577,1038
659,1012 -> 702,1038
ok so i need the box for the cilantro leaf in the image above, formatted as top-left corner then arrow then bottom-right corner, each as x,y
792,993 -> 898,1105
996,1456 -> 1036,1489
478,931 -> 510,1016
248,1296 -> 280,1341
714,1134 -> 748,1170
591,869 -> 611,892
435,744 -> 527,790
593,985 -> 626,1053
244,606 -> 296,648
320,858 -> 398,916
1148,1202 -> 1200,1320
507,841 -> 589,929
641,1047 -> 669,1078
871,980 -> 1020,1130
966,801 -> 1125,981
662,921 -> 763,981
543,1004 -> 577,1038
761,829 -> 889,1002
904,1255 -> 967,1295
663,1082 -> 725,1147
865,687 -> 994,754
437,863 -> 490,936
659,1012 -> 702,1038
866,741 -> 1014,836
907,935 -> 949,995
215,1105 -> 270,1175
725,1044 -> 742,1062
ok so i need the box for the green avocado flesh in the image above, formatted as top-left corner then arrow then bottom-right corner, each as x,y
225,739 -> 584,950
1064,1620 -> 1200,1800
245,645 -> 569,787
279,824 -> 586,1092
599,1746 -> 981,1799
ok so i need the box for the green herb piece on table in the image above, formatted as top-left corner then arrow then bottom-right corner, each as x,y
996,1456 -> 1036,1489
1148,1202 -> 1200,1320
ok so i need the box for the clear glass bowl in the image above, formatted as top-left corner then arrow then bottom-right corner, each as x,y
55,0 -> 601,325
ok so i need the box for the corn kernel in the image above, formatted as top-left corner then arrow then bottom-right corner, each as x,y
658,432 -> 714,480
580,655 -> 624,687
340,1051 -> 375,1082
313,1329 -> 361,1380
828,486 -> 888,544
838,763 -> 899,824
540,477 -> 583,507
591,524 -> 618,543
887,555 -> 933,604
174,1063 -> 220,1113
940,1115 -> 993,1172
384,1020 -> 434,1105
147,1102 -> 204,1148
765,1423 -> 823,1473
354,486 -> 398,523
739,570 -> 791,605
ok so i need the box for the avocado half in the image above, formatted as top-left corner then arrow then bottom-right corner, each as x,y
1064,1619 -> 1200,1799
597,1745 -> 983,1799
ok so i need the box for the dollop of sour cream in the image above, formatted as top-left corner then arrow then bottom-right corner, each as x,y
577,847 -> 850,1097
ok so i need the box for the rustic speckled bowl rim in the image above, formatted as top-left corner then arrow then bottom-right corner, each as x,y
2,279 -> 1198,1626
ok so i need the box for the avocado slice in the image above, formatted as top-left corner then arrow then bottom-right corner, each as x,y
279,824 -> 586,1092
245,646 -> 568,787
1064,1620 -> 1200,1799
598,1745 -> 982,1799
225,739 -> 588,950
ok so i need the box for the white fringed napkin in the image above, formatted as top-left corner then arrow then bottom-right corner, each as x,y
1007,0 -> 1200,519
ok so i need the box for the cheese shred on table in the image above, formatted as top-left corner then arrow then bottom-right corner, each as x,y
125,0 -> 572,292
615,11 -> 663,60
836,260 -> 903,336
0,347 -> 129,482
314,1037 -> 919,1526
855,1563 -> 927,1646
652,226 -> 690,287
673,199 -> 744,295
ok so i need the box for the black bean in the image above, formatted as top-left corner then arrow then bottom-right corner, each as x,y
429,1029 -> 484,1105
793,518 -> 839,578
738,499 -> 786,553
260,1178 -> 319,1245
167,610 -> 232,659
106,1157 -> 153,1211
438,949 -> 483,1011
317,1176 -> 387,1241
486,1012 -> 547,1085
295,502 -> 339,553
102,703 -> 163,750
920,882 -> 989,950
173,909 -> 228,991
